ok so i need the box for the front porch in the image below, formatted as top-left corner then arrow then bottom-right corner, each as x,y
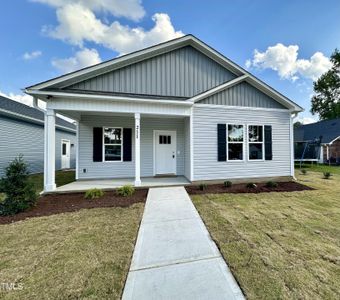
40,93 -> 193,192
54,176 -> 190,193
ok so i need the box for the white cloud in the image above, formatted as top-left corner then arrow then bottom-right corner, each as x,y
0,90 -> 46,109
294,115 -> 317,125
22,50 -> 42,60
246,43 -> 332,81
32,0 -> 145,21
52,48 -> 102,73
42,3 -> 183,55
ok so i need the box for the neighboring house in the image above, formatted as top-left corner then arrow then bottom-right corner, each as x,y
25,35 -> 303,192
294,118 -> 340,164
0,95 -> 76,177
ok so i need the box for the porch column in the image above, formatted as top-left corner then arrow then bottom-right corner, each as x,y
134,113 -> 141,186
44,109 -> 56,192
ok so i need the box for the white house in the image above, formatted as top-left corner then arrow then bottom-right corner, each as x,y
25,35 -> 303,192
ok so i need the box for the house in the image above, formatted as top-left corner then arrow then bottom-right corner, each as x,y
24,35 -> 303,192
294,118 -> 340,164
0,95 -> 76,177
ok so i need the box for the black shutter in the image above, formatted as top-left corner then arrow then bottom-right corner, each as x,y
93,127 -> 103,162
123,128 -> 132,161
217,124 -> 227,161
264,125 -> 273,160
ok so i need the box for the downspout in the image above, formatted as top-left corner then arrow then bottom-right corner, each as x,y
290,112 -> 298,180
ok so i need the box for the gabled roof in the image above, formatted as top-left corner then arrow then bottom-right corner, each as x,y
25,35 -> 303,112
0,95 -> 76,132
294,118 -> 340,144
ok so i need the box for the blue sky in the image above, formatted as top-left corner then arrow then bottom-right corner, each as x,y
1,0 -> 340,123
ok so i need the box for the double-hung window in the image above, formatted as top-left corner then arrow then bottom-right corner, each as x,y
103,128 -> 122,161
227,124 -> 244,160
248,125 -> 264,160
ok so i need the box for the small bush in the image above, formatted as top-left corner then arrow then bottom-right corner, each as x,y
266,181 -> 278,188
301,169 -> 307,175
199,183 -> 207,191
323,172 -> 332,179
224,181 -> 232,188
0,155 -> 37,216
85,188 -> 104,200
116,185 -> 135,197
246,182 -> 257,189
0,193 -> 6,203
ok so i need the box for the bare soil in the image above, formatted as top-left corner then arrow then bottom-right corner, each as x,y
0,189 -> 148,224
186,181 -> 313,195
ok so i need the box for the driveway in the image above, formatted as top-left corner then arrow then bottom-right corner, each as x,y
122,186 -> 244,299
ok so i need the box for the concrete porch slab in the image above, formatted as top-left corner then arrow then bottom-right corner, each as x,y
53,176 -> 190,193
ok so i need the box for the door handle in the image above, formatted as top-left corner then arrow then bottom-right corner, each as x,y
172,155 -> 175,158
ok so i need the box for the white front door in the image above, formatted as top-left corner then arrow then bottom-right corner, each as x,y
61,140 -> 71,169
154,130 -> 177,175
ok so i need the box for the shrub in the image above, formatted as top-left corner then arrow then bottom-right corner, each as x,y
301,169 -> 307,175
116,185 -> 135,197
266,181 -> 278,188
246,182 -> 257,189
323,172 -> 332,179
85,188 -> 105,200
0,193 -> 6,203
199,183 -> 207,191
224,181 -> 232,188
0,155 -> 37,216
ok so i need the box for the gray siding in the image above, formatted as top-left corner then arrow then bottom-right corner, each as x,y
78,115 -> 187,179
199,82 -> 286,109
192,106 -> 292,181
67,46 -> 236,98
0,115 -> 76,177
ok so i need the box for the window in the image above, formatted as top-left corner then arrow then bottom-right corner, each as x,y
227,124 -> 244,160
159,135 -> 171,144
62,143 -> 67,155
103,128 -> 122,161
248,125 -> 264,160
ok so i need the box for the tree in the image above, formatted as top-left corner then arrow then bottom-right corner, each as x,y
294,121 -> 302,128
311,49 -> 340,120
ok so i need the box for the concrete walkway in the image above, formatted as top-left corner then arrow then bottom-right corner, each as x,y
122,186 -> 245,300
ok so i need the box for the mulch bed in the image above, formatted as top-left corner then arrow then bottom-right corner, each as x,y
186,181 -> 314,195
0,189 -> 148,225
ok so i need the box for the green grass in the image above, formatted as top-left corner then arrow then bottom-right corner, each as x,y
192,172 -> 340,299
0,203 -> 144,299
28,170 -> 75,192
295,163 -> 340,175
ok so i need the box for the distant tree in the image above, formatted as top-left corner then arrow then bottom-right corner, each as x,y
294,121 -> 302,128
311,49 -> 340,120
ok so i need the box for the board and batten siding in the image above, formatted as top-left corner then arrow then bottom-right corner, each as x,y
0,115 -> 76,177
199,82 -> 286,109
67,46 -> 236,98
192,106 -> 292,181
78,115 -> 188,179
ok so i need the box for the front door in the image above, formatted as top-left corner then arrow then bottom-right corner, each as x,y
154,130 -> 176,175
61,140 -> 71,169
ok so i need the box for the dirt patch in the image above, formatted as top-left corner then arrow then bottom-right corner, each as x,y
186,181 -> 313,195
0,189 -> 148,225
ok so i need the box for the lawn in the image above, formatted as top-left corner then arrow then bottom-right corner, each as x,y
192,172 -> 340,299
295,163 -> 340,175
28,170 -> 75,192
0,204 -> 144,299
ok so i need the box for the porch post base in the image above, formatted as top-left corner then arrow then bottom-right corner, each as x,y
134,180 -> 141,187
44,183 -> 56,192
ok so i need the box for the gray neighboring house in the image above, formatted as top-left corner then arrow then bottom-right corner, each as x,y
294,118 -> 340,164
25,35 -> 303,192
0,95 -> 76,177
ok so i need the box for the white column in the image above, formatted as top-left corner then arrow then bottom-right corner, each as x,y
290,114 -> 296,179
134,113 -> 141,186
189,107 -> 194,181
75,121 -> 79,180
44,109 -> 56,192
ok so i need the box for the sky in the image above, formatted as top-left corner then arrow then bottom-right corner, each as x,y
1,0 -> 340,123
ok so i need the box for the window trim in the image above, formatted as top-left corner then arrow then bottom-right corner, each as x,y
226,123 -> 245,162
247,124 -> 265,161
102,127 -> 123,162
